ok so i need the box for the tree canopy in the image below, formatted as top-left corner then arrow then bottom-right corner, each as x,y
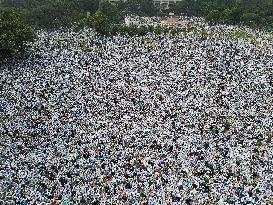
0,7 -> 35,57
170,0 -> 273,29
1,0 -> 272,29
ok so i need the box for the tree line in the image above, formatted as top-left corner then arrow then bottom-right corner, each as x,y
1,0 -> 273,57
0,0 -> 158,28
169,0 -> 273,29
2,0 -> 271,30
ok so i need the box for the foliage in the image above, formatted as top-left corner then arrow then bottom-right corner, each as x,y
1,0 -> 273,33
205,9 -> 221,23
85,10 -> 109,35
99,0 -> 121,23
22,0 -> 86,28
125,0 -> 158,16
0,7 -> 35,57
240,12 -> 259,27
170,0 -> 210,16
1,0 -> 99,29
171,0 -> 273,29
78,0 -> 99,13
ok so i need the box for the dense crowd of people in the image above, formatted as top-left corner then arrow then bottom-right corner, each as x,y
0,19 -> 272,204
125,15 -> 203,29
125,15 -> 161,26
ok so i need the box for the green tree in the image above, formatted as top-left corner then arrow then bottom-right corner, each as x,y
78,0 -> 99,13
170,0 -> 205,16
99,0 -> 120,23
206,9 -> 221,23
86,10 -> 109,35
266,15 -> 273,28
0,7 -> 35,56
125,0 -> 158,16
241,12 -> 259,27
23,0 -> 85,28
221,8 -> 241,24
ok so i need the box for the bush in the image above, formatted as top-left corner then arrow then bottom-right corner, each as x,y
206,10 -> 221,23
266,16 -> 273,28
241,12 -> 260,27
0,8 -> 35,57
23,0 -> 86,29
99,0 -> 122,23
227,7 -> 242,24
85,11 -> 109,35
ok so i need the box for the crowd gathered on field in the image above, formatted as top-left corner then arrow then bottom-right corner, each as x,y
0,17 -> 272,204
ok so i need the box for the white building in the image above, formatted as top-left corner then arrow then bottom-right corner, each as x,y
109,0 -> 183,9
